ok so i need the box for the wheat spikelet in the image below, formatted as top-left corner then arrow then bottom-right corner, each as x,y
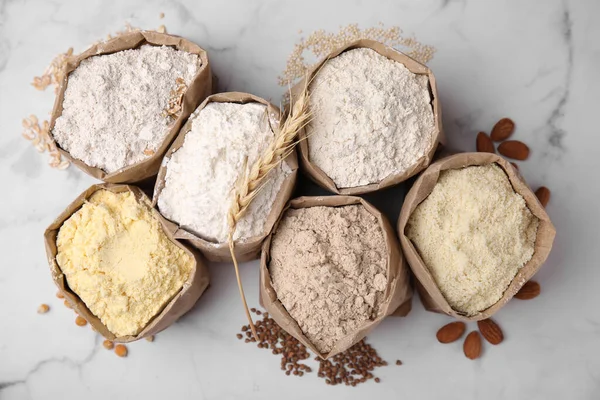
227,82 -> 311,341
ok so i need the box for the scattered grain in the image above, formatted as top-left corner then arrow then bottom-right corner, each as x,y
22,115 -> 69,169
145,335 -> 155,342
56,292 -> 65,299
279,23 -> 435,87
238,308 -> 311,377
75,316 -> 88,327
316,338 -> 386,386
115,344 -> 128,357
103,340 -> 114,350
37,304 -> 50,314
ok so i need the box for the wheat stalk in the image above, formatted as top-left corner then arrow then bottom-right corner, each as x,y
227,82 -> 312,341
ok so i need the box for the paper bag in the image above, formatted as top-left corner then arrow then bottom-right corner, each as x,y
397,152 -> 556,321
291,39 -> 443,195
48,31 -> 213,183
153,92 -> 298,262
260,195 -> 412,359
44,183 -> 210,342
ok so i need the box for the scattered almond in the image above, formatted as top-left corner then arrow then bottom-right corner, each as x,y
463,331 -> 482,360
476,132 -> 495,153
436,321 -> 466,344
103,340 -> 114,350
535,186 -> 551,208
56,291 -> 64,299
75,316 -> 88,327
514,281 -> 541,300
396,360 -> 403,366
115,344 -> 128,357
498,140 -> 530,160
37,304 -> 50,314
477,319 -> 504,345
490,118 -> 515,141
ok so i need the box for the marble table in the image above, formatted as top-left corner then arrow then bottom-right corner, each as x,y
1,0 -> 599,399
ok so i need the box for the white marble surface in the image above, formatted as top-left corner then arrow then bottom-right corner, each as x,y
1,0 -> 599,399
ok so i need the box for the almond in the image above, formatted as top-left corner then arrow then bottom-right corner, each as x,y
535,186 -> 551,208
463,331 -> 482,360
476,132 -> 495,153
514,280 -> 541,300
498,140 -> 530,160
490,118 -> 515,141
436,321 -> 466,344
477,319 -> 504,345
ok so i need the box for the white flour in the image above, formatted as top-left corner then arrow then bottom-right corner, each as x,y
52,45 -> 202,173
307,48 -> 436,188
157,102 -> 291,243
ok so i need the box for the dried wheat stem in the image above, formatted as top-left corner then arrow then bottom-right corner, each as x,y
226,81 -> 312,341
227,231 -> 259,341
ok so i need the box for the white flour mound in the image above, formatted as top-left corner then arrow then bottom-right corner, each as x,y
158,102 -> 291,243
307,47 -> 436,188
52,45 -> 202,173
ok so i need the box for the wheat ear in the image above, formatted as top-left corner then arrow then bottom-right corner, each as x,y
227,82 -> 312,341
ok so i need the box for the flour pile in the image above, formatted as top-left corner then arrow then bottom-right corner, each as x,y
158,102 -> 290,243
269,205 -> 388,353
407,164 -> 539,315
307,47 -> 436,188
52,45 -> 202,173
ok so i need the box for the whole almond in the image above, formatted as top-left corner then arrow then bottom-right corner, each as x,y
535,187 -> 551,208
514,281 -> 541,300
491,118 -> 515,141
463,331 -> 482,360
477,319 -> 504,345
436,321 -> 466,344
498,140 -> 530,160
476,132 -> 495,153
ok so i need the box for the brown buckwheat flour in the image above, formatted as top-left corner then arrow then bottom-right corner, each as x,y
406,164 -> 539,316
269,205 -> 388,353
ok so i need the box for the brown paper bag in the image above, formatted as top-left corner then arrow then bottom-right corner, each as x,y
260,196 -> 413,359
397,152 -> 556,321
44,183 -> 210,342
153,92 -> 298,262
291,39 -> 444,195
48,31 -> 213,183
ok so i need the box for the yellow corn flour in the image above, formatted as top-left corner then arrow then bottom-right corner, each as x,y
56,189 -> 193,337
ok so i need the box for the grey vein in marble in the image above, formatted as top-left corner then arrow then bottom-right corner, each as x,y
545,0 -> 573,152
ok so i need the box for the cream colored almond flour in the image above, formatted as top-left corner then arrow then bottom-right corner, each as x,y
56,190 -> 193,337
269,205 -> 387,353
407,164 -> 539,316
